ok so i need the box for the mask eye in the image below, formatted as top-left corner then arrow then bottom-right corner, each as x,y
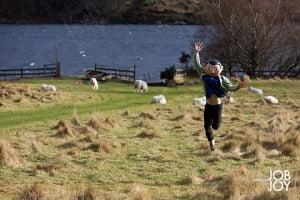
214,66 -> 220,71
206,66 -> 211,71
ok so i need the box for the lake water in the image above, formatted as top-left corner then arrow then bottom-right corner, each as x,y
0,24 -> 202,80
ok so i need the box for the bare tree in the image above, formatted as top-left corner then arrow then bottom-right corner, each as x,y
196,0 -> 300,77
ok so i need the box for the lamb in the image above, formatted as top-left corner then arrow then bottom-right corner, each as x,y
262,96 -> 278,104
248,86 -> 263,95
151,95 -> 166,104
41,83 -> 56,91
90,78 -> 99,90
134,80 -> 148,93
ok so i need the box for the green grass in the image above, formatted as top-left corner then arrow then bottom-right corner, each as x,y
0,78 -> 199,132
0,77 -> 300,199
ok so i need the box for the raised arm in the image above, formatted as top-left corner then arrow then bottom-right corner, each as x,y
194,42 -> 204,75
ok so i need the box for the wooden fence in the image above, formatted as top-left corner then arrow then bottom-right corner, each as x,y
94,64 -> 136,82
0,63 -> 60,80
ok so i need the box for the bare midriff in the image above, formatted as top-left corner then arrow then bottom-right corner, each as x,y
206,94 -> 222,105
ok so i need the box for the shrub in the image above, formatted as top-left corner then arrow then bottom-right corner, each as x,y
160,65 -> 176,80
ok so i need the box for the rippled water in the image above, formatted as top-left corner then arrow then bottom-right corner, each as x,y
0,24 -> 202,80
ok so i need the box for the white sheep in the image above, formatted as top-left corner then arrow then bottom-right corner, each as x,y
41,83 -> 56,91
151,95 -> 166,104
90,78 -> 99,90
262,96 -> 278,104
193,97 -> 206,105
248,86 -> 263,95
134,80 -> 148,93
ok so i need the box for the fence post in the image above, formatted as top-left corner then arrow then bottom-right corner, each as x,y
134,65 -> 136,82
56,62 -> 61,77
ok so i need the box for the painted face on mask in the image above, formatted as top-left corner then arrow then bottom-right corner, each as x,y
204,60 -> 223,76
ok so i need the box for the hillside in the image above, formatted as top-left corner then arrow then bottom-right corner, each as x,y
1,0 -> 298,24
0,0 -> 204,24
117,0 -> 204,24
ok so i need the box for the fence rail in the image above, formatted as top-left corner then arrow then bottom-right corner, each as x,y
94,64 -> 136,82
0,63 -> 60,80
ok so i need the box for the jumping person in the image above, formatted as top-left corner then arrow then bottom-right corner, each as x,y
194,42 -> 246,151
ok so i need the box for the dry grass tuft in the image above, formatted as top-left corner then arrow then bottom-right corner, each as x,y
75,185 -> 97,200
104,116 -> 118,128
86,139 -> 115,153
137,119 -> 153,128
241,142 -> 266,161
218,167 -> 254,199
139,112 -> 156,120
281,144 -> 297,158
59,140 -> 79,149
87,114 -> 118,131
221,140 -> 241,153
127,184 -> 151,200
87,115 -> 102,130
36,164 -> 58,175
80,126 -> 98,138
0,84 -> 64,108
122,109 -> 130,116
176,176 -> 193,185
0,139 -> 23,167
292,132 -> 300,147
53,120 -> 76,137
136,130 -> 161,139
19,181 -> 45,200
31,139 -> 42,153
193,188 -> 223,200
254,191 -> 289,200
174,113 -> 191,121
0,85 -> 17,98
156,107 -> 173,113
71,111 -> 82,126
13,96 -> 27,103
268,113 -> 285,134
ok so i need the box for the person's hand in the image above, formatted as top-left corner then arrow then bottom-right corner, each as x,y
194,42 -> 203,53
238,80 -> 247,88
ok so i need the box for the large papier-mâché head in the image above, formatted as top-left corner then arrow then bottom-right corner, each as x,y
204,59 -> 223,76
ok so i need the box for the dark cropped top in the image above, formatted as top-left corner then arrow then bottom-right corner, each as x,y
202,75 -> 225,99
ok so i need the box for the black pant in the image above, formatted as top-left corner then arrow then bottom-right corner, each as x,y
204,103 -> 223,141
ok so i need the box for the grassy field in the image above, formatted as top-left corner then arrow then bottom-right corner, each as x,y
0,77 -> 300,200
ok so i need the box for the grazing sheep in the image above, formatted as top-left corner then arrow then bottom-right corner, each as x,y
263,96 -> 278,104
90,78 -> 99,90
41,83 -> 56,91
193,97 -> 206,105
248,86 -> 263,95
151,95 -> 166,104
134,80 -> 148,93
